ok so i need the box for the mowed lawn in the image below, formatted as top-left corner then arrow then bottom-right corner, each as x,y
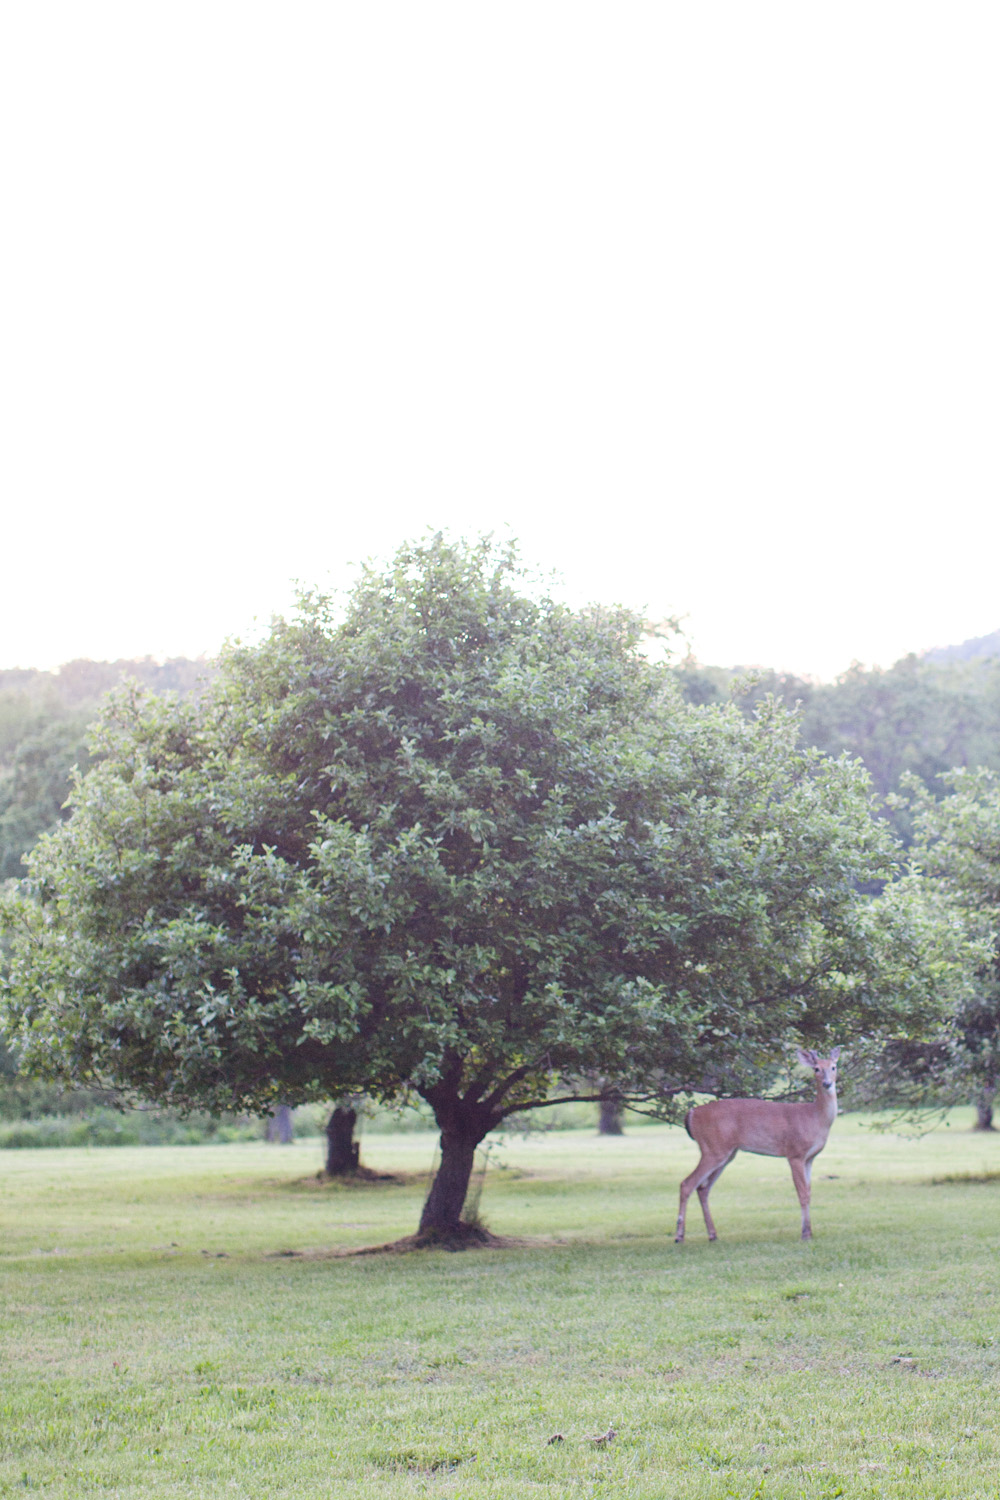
2,1116 -> 1000,1499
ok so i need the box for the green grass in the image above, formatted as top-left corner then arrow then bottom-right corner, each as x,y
3,1114 -> 1000,1498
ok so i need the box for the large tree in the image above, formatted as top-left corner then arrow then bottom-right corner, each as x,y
0,536 -> 968,1240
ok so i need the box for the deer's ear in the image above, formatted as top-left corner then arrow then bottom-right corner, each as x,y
796,1047 -> 817,1067
829,1046 -> 841,1062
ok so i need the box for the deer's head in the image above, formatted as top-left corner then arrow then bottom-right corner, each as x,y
796,1046 -> 840,1092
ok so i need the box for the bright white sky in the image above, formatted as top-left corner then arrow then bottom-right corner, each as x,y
2,4 -> 998,681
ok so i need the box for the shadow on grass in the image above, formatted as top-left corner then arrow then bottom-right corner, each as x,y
276,1165 -> 533,1193
276,1169 -> 412,1192
266,1223 -> 568,1258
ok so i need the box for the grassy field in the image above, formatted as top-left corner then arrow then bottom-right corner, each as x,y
3,1115 -> 1000,1499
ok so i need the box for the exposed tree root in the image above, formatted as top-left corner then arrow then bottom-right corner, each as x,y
404,1222 -> 504,1252
316,1165 -> 399,1184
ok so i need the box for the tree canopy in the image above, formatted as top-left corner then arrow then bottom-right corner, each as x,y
0,536 -> 971,1239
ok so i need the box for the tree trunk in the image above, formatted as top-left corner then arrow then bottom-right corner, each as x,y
598,1096 -> 625,1135
325,1104 -> 360,1175
266,1103 -> 294,1143
419,1129 -> 479,1235
974,1086 -> 996,1132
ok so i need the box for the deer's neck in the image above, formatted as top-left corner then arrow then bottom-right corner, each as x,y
813,1082 -> 838,1128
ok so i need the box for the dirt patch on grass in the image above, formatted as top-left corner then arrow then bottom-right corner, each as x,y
369,1450 -> 476,1474
928,1170 -> 1000,1185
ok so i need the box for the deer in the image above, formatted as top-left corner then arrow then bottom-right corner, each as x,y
675,1047 -> 841,1243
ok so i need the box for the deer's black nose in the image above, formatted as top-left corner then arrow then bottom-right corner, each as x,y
822,1081 -> 833,1090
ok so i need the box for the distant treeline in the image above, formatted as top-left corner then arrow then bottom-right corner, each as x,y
0,655 -> 208,707
2,643 -> 1000,882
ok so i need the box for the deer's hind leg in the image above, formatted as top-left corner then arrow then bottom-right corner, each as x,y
676,1149 -> 737,1243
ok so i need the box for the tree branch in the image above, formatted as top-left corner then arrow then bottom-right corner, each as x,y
499,1084 -> 689,1118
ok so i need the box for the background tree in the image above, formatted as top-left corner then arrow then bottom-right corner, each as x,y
0,657 -> 208,880
325,1102 -> 361,1175
674,654 -> 1000,846
265,1104 -> 295,1144
0,536 -> 972,1242
800,660 -> 1000,842
902,768 -> 1000,1127
0,716 -> 93,880
597,1091 -> 625,1135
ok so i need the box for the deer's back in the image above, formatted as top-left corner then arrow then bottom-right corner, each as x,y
689,1096 -> 832,1159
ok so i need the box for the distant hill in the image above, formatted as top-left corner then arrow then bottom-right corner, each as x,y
925,629 -> 1000,665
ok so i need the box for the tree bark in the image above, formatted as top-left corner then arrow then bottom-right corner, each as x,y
598,1097 -> 625,1135
419,1129 -> 480,1235
974,1085 -> 996,1132
266,1103 -> 294,1143
325,1105 -> 361,1175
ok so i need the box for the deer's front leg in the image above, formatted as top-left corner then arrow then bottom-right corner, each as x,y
788,1156 -> 812,1240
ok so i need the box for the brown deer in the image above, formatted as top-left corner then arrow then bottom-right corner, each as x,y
675,1047 -> 841,1243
